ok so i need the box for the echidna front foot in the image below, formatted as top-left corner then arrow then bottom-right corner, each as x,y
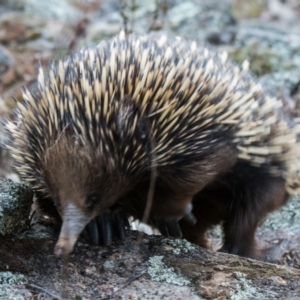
153,217 -> 182,238
152,204 -> 197,238
81,205 -> 130,246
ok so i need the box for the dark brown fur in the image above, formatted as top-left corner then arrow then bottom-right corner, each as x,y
118,162 -> 288,259
183,163 -> 287,258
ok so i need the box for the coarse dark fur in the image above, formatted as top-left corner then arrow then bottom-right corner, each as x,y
181,163 -> 288,258
5,32 -> 300,257
116,162 -> 288,258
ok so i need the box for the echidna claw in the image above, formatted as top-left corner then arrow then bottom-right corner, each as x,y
86,217 -> 101,245
112,207 -> 130,241
81,206 -> 130,246
81,227 -> 90,241
154,218 -> 182,238
153,203 -> 197,238
166,220 -> 182,238
182,203 -> 197,225
182,211 -> 197,225
97,210 -> 113,246
154,218 -> 170,237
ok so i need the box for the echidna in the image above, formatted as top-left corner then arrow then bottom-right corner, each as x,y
5,31 -> 300,258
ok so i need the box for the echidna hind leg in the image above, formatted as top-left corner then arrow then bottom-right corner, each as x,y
221,219 -> 258,258
220,164 -> 288,259
179,162 -> 289,259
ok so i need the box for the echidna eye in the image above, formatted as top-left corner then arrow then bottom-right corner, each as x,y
86,193 -> 99,210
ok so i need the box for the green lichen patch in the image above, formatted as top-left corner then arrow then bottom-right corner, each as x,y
228,45 -> 283,76
0,272 -> 31,299
0,271 -> 27,285
229,272 -> 277,300
103,260 -> 115,269
162,238 -> 196,255
0,178 -> 33,235
231,0 -> 268,20
148,255 -> 190,286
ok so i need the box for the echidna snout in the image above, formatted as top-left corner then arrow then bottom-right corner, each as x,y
54,203 -> 92,257
54,237 -> 75,258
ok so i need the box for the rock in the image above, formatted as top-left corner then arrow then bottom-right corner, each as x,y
1,228 -> 300,299
23,0 -> 83,21
0,12 -> 43,44
0,178 -> 33,235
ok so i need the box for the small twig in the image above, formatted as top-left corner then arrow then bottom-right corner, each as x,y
135,140 -> 157,247
141,153 -> 157,226
61,256 -> 70,300
28,284 -> 62,300
104,269 -> 147,299
119,0 -> 129,34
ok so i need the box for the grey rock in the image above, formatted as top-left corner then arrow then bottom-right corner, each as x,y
24,0 -> 83,21
0,178 -> 33,235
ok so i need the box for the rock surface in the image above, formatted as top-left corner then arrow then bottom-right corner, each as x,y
0,178 -> 32,235
2,225 -> 300,300
1,173 -> 300,298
